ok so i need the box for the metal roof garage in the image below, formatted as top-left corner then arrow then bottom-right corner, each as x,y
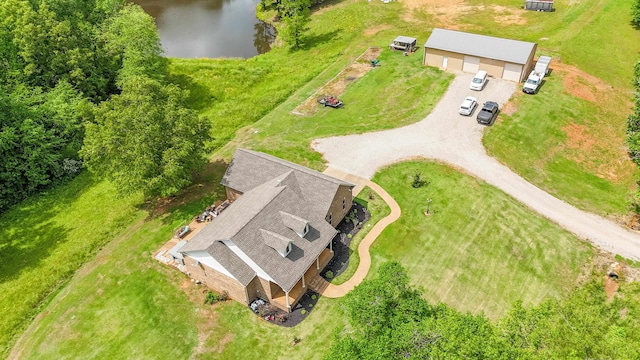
423,28 -> 537,82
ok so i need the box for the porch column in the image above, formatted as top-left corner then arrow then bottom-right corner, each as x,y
330,240 -> 333,252
302,274 -> 306,288
285,291 -> 291,311
316,257 -> 320,270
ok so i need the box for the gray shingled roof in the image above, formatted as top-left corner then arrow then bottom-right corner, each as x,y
222,148 -> 354,217
424,28 -> 536,65
182,170 -> 337,292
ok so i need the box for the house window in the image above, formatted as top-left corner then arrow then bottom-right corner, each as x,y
285,242 -> 292,256
328,213 -> 332,225
342,197 -> 347,210
303,223 -> 309,237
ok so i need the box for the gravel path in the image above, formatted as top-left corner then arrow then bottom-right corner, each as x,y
313,72 -> 640,261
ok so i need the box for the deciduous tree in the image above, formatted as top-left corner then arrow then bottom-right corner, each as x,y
81,76 -> 210,198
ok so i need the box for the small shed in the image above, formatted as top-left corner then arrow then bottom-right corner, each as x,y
423,28 -> 537,82
389,36 -> 417,52
525,0 -> 554,11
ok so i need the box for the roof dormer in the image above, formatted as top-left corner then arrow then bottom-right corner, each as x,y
279,211 -> 310,238
261,229 -> 293,257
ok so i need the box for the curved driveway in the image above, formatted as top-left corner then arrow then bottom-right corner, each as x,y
313,72 -> 640,261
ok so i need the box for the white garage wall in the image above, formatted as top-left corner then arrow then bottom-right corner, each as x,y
503,62 -> 523,82
463,56 -> 480,73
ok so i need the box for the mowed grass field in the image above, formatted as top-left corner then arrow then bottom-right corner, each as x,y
4,0 -> 640,357
10,161 -> 593,359
369,161 -> 593,319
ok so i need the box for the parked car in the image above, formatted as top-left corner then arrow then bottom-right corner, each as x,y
470,70 -> 488,91
476,101 -> 499,125
458,96 -> 478,116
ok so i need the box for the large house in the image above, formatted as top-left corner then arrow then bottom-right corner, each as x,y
177,149 -> 354,311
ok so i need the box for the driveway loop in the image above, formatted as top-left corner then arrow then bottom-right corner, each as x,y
314,73 -> 640,261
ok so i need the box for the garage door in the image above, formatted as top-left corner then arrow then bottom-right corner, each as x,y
502,62 -> 523,82
462,56 -> 480,73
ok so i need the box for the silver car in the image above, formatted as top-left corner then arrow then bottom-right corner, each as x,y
458,96 -> 478,116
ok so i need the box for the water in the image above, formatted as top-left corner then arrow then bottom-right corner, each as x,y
132,0 -> 276,59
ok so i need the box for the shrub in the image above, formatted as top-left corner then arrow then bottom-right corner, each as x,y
412,172 -> 429,188
204,290 -> 228,304
325,270 -> 334,279
311,294 -> 317,300
301,309 -> 307,315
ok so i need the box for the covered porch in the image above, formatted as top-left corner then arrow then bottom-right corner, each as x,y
271,248 -> 333,311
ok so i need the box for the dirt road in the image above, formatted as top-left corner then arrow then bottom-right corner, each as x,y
313,73 -> 640,261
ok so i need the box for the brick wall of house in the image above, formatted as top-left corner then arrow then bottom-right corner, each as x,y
183,255 -> 250,304
246,276 -> 270,302
326,185 -> 353,225
225,187 -> 243,202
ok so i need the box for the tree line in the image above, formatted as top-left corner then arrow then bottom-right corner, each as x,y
0,0 -> 210,212
328,262 -> 640,359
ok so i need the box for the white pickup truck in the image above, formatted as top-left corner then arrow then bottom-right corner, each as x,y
522,56 -> 551,94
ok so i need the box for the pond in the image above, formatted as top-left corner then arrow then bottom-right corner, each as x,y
131,0 -> 276,59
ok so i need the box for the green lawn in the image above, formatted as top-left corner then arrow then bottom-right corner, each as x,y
331,187 -> 391,285
4,0 -> 639,356
10,180 -> 346,360
369,161 -> 593,319
484,67 -> 637,217
240,50 -> 452,169
0,173 -> 144,355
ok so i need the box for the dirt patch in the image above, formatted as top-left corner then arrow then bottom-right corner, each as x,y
604,276 -> 619,301
501,101 -> 517,116
215,333 -> 233,353
399,0 -> 525,28
555,62 -> 613,103
562,123 -> 597,154
292,47 -> 382,115
364,24 -> 392,37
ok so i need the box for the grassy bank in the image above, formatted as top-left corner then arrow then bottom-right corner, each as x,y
369,161 -> 593,319
0,173 -> 144,355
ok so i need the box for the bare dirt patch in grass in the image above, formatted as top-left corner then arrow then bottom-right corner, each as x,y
399,0 -> 526,28
492,5 -> 527,25
502,101 -> 517,116
604,276 -> 619,301
292,47 -> 382,115
562,123 -> 597,153
556,62 -> 614,103
364,24 -> 392,36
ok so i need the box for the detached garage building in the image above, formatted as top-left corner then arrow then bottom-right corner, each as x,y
423,28 -> 537,82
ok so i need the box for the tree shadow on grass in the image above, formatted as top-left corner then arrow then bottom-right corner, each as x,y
140,160 -> 229,224
295,29 -> 341,52
0,174 -> 96,283
168,73 -> 216,111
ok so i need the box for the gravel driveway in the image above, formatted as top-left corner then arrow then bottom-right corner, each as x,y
312,72 -> 640,261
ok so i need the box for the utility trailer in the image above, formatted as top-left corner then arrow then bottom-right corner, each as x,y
523,56 -> 551,94
525,0 -> 554,11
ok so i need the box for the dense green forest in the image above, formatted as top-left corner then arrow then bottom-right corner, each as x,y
0,0 -> 209,212
329,262 -> 640,359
